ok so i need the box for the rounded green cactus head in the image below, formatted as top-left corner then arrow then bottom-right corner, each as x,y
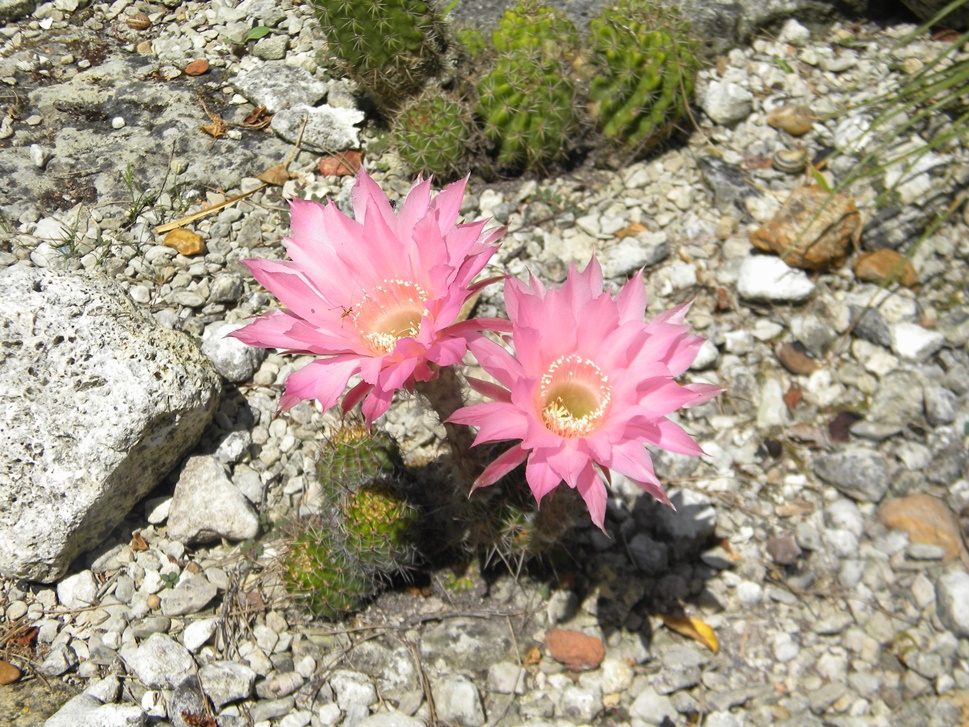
340,481 -> 419,574
317,422 -> 403,492
587,0 -> 700,154
474,0 -> 583,173
310,0 -> 447,113
393,87 -> 476,180
282,522 -> 375,620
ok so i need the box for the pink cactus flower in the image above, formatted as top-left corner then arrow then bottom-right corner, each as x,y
449,257 -> 720,530
232,170 -> 505,424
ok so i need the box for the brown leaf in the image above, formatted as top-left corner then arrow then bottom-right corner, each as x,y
614,222 -> 647,239
783,384 -> 802,411
544,628 -> 605,671
785,422 -> 826,447
319,150 -> 363,177
880,494 -> 967,563
200,121 -> 226,139
715,287 -> 732,312
242,106 -> 272,129
828,411 -> 861,442
523,646 -> 542,667
257,163 -> 295,186
12,626 -> 39,647
130,531 -> 149,552
660,614 -> 719,653
181,711 -> 218,727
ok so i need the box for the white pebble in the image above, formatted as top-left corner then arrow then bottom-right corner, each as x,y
112,116 -> 126,129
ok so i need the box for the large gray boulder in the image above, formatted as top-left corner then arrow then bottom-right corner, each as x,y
0,265 -> 221,582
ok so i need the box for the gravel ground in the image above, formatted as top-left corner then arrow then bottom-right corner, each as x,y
1,1 -> 968,726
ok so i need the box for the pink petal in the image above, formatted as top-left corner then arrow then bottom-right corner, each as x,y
397,175 -> 433,241
524,449 -> 565,504
342,380 -> 372,412
574,462 -> 608,531
351,169 -> 395,229
473,444 -> 529,490
431,175 -> 469,232
451,401 -> 529,445
280,357 -> 360,411
468,337 -> 523,390
682,382 -> 724,408
615,270 -> 647,324
464,375 -> 512,403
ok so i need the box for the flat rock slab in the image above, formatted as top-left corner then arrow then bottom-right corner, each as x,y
0,266 -> 221,582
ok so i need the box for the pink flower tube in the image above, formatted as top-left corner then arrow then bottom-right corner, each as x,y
450,257 -> 721,529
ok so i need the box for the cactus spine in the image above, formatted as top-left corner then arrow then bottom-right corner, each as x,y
310,0 -> 447,113
587,0 -> 700,152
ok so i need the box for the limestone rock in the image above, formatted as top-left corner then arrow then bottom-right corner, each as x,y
167,455 -> 260,545
0,266 -> 221,582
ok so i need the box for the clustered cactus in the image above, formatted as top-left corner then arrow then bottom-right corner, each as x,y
588,0 -> 700,151
474,1 -> 582,172
310,0 -> 447,113
369,0 -> 701,178
281,424 -> 419,619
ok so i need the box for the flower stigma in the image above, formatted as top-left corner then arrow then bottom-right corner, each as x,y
538,353 -> 611,438
351,279 -> 430,354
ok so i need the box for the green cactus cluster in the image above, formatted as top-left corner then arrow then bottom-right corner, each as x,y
393,87 -> 476,180
281,424 -> 419,620
474,1 -> 582,172
587,0 -> 700,151
310,0 -> 447,113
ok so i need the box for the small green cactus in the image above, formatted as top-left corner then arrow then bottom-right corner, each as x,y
283,524 -> 376,620
393,87 -> 475,180
310,0 -> 447,113
475,0 -> 582,173
283,424 -> 420,620
587,0 -> 700,152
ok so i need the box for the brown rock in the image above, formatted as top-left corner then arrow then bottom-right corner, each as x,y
853,249 -> 918,288
879,494 -> 967,563
766,105 -> 814,136
544,628 -> 605,672
767,536 -> 802,565
146,593 -> 161,610
163,228 -> 205,256
126,13 -> 151,30
185,59 -> 210,76
0,660 -> 21,685
777,342 -> 821,375
750,185 -> 861,271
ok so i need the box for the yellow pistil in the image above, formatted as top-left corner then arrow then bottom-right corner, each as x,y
351,279 -> 429,355
539,354 -> 611,438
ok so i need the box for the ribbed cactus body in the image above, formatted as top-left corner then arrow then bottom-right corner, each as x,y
393,88 -> 475,179
588,0 -> 699,150
283,425 -> 418,620
475,0 -> 581,172
311,0 -> 446,112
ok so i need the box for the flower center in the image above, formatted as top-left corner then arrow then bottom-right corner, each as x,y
538,354 -> 611,438
351,279 -> 429,354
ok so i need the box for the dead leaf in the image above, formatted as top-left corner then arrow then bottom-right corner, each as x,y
242,106 -> 272,128
257,163 -> 295,186
11,626 -> 39,648
784,422 -> 827,448
614,222 -> 647,239
880,494 -> 967,563
130,531 -> 149,551
660,614 -> 719,653
319,150 -> 363,177
198,97 -> 227,140
523,646 -> 542,667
